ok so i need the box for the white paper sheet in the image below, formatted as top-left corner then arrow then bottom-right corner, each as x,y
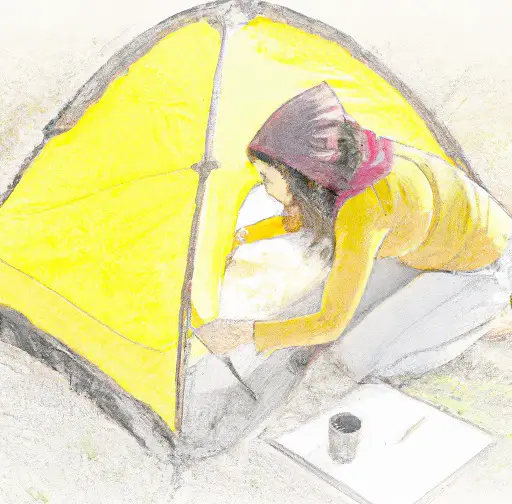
271,384 -> 493,504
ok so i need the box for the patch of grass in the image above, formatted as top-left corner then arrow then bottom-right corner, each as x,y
27,489 -> 49,503
82,435 -> 98,461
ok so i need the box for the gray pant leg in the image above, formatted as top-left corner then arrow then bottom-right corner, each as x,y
333,271 -> 509,381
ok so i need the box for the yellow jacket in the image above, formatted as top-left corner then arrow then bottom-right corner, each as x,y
242,143 -> 512,351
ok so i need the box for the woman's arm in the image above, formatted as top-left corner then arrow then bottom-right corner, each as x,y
253,188 -> 391,351
232,214 -> 303,250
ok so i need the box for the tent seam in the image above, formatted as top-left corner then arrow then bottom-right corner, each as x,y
0,256 -> 167,353
14,166 -> 196,216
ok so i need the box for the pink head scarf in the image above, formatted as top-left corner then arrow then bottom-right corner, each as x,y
247,82 -> 393,209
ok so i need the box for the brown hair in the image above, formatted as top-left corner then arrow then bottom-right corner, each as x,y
248,122 -> 361,261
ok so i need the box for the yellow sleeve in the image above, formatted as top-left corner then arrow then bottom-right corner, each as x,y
232,215 -> 302,250
254,188 -> 391,351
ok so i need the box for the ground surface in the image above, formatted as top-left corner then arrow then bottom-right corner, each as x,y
1,1 -> 512,503
2,319 -> 511,504
174,330 -> 512,504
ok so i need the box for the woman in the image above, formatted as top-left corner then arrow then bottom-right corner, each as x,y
195,82 -> 512,380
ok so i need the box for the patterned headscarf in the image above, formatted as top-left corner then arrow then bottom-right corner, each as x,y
247,82 -> 393,209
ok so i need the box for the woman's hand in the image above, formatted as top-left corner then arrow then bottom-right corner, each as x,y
193,319 -> 255,355
226,227 -> 248,266
234,227 -> 249,245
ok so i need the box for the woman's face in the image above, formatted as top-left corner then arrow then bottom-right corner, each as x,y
252,159 -> 293,206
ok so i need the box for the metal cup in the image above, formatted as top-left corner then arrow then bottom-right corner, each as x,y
328,412 -> 361,463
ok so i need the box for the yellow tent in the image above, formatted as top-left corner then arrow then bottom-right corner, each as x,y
0,1 -> 477,455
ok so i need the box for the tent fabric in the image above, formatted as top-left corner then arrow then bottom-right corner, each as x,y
40,3 -> 224,139
0,10 -> 470,435
0,21 -> 220,429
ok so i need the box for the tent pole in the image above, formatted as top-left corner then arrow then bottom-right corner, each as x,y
174,172 -> 210,433
174,0 -> 261,433
174,10 -> 228,433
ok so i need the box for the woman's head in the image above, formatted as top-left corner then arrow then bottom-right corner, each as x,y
247,82 -> 394,258
247,83 -> 366,194
247,121 -> 362,260
248,120 -> 362,202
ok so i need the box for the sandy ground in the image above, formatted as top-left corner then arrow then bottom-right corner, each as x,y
174,331 -> 512,504
0,340 -> 177,504
2,315 -> 511,504
1,0 -> 512,503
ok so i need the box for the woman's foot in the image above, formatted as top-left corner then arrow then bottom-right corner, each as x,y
483,308 -> 512,342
